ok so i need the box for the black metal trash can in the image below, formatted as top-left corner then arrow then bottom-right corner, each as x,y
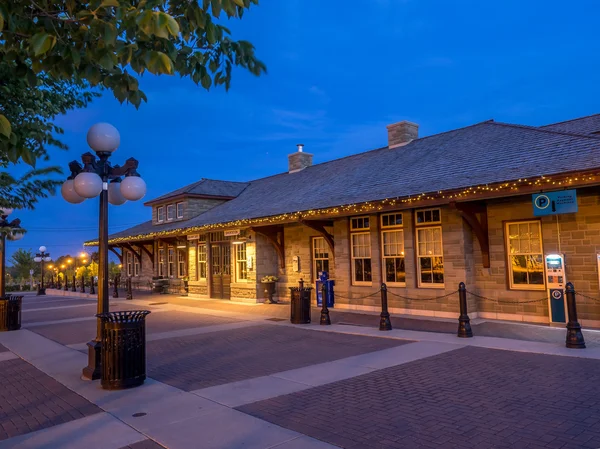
0,295 -> 23,331
289,287 -> 312,324
97,310 -> 151,390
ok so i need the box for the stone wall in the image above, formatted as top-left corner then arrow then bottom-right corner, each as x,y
151,198 -> 226,224
120,243 -> 155,283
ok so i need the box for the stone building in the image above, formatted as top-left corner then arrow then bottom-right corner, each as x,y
88,113 -> 600,326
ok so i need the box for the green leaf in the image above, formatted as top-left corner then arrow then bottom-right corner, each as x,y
99,0 -> 119,6
165,14 -> 180,37
154,12 -> 169,39
20,148 -> 36,168
0,14 -> 4,32
147,51 -> 174,75
232,0 -> 245,6
0,114 -> 11,138
70,47 -> 81,66
136,10 -> 154,35
105,23 -> 117,45
26,70 -> 38,87
30,33 -> 57,57
206,22 -> 216,44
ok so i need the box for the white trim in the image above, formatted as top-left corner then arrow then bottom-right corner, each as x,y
350,231 -> 372,285
415,207 -> 441,226
416,225 -> 444,288
350,216 -> 370,231
157,206 -> 165,223
176,201 -> 184,219
166,204 -> 175,221
312,237 -> 330,282
380,212 -> 403,229
381,228 -> 406,285
505,220 -> 545,291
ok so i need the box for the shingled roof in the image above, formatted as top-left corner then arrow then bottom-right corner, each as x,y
101,118 -> 600,243
540,113 -> 600,135
144,178 -> 249,205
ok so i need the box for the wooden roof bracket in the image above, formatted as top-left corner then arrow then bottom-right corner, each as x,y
298,219 -> 335,255
450,201 -> 490,268
250,225 -> 285,272
137,243 -> 155,267
108,245 -> 123,264
121,243 -> 142,268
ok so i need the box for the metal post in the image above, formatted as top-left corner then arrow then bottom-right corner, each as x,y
64,273 -> 69,291
320,282 -> 331,325
126,276 -> 133,300
90,277 -> 95,295
39,258 -> 45,295
457,282 -> 473,338
0,234 -> 5,298
113,275 -> 119,298
379,283 -> 392,331
80,275 -> 86,293
71,274 -> 76,292
565,282 -> 585,349
83,165 -> 109,381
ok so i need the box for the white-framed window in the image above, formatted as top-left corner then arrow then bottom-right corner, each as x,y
312,237 -> 330,281
381,213 -> 405,284
350,217 -> 372,284
176,202 -> 184,219
126,251 -> 133,277
506,221 -> 544,290
236,243 -> 248,281
167,204 -> 175,221
198,243 -> 207,280
178,250 -> 186,278
134,254 -> 140,277
158,247 -> 165,276
157,206 -> 165,223
168,247 -> 175,277
416,208 -> 441,225
416,209 -> 443,287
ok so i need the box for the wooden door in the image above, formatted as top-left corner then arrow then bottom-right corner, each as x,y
210,244 -> 231,299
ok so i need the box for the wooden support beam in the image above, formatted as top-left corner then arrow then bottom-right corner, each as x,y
450,201 -> 490,268
298,219 -> 335,255
121,243 -> 142,268
250,225 -> 285,271
108,246 -> 123,264
136,243 -> 155,267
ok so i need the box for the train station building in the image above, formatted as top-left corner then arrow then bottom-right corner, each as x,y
89,113 -> 600,326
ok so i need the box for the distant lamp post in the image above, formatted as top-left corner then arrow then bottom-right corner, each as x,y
61,122 -> 146,381
60,264 -> 67,290
33,246 -> 52,295
0,207 -> 25,297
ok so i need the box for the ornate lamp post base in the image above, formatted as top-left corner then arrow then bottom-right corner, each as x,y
82,339 -> 102,380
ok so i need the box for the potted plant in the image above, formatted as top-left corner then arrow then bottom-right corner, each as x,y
261,275 -> 279,303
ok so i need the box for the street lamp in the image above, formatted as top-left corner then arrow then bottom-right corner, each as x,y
60,264 -> 66,290
61,122 -> 146,381
0,207 -> 25,297
33,246 -> 52,295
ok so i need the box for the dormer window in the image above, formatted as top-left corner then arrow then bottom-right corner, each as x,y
176,202 -> 184,219
157,206 -> 165,223
167,204 -> 175,221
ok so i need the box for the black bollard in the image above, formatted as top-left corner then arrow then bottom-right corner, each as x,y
565,282 -> 586,349
379,283 -> 392,331
71,275 -> 77,292
80,275 -> 86,293
126,277 -> 133,300
457,282 -> 473,338
90,277 -> 95,295
113,276 -> 119,298
320,282 -> 331,325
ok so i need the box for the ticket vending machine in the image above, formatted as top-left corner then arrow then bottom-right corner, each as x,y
545,254 -> 567,324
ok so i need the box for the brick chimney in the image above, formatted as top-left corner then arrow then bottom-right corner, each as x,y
387,121 -> 419,148
288,144 -> 313,173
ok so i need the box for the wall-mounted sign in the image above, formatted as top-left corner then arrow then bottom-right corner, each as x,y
532,189 -> 578,216
187,234 -> 199,240
224,229 -> 240,237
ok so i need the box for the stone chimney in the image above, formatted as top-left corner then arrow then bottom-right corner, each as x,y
288,144 -> 313,173
386,121 -> 419,148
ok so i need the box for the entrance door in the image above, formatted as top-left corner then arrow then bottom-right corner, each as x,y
210,244 -> 231,299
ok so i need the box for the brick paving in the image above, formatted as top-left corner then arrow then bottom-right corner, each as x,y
147,325 -> 410,391
23,301 -> 134,323
0,359 -> 100,441
21,298 -> 95,310
118,440 -> 166,449
238,346 -> 600,449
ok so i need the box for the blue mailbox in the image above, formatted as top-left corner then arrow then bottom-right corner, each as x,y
316,271 -> 335,308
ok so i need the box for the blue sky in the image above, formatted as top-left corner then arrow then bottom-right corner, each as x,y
6,0 -> 600,262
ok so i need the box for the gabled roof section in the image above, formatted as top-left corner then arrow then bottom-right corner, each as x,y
144,178 -> 249,205
541,113 -> 600,135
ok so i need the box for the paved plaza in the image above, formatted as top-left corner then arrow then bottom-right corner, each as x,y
0,292 -> 600,448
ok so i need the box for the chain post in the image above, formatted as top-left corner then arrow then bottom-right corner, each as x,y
457,282 -> 473,338
320,281 -> 331,325
126,276 -> 133,300
565,282 -> 585,349
379,283 -> 392,331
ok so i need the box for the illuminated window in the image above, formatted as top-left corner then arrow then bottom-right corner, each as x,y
176,202 -> 184,219
380,214 -> 404,284
157,207 -> 165,223
167,204 -> 175,221
236,243 -> 247,281
134,254 -> 140,276
126,251 -> 132,277
168,247 -> 174,277
158,247 -> 165,276
178,250 -> 186,278
198,243 -> 207,280
350,217 -> 372,284
312,237 -> 330,280
506,221 -> 544,289
351,216 -> 370,231
416,209 -> 443,287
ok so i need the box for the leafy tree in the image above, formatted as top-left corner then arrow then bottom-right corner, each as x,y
0,0 -> 266,152
0,168 -> 63,210
9,248 -> 38,279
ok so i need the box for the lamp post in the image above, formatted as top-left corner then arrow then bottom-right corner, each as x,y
0,208 -> 25,298
33,246 -> 52,295
61,122 -> 146,381
60,264 -> 67,290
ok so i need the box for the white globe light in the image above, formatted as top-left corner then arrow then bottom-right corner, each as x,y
8,231 -> 24,241
87,123 -> 120,153
120,176 -> 147,201
61,180 -> 85,204
108,181 -> 127,206
44,256 -> 52,262
34,257 -> 42,262
74,172 -> 103,198
39,245 -> 47,253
